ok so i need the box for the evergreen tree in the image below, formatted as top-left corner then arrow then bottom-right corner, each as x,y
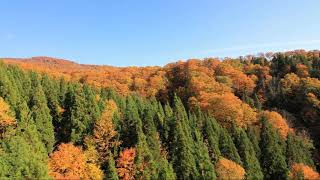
135,129 -> 156,179
191,114 -> 216,179
142,107 -> 176,179
41,75 -> 61,130
161,103 -> 174,148
254,93 -> 262,111
83,84 -> 100,132
63,84 -> 90,143
247,126 -> 261,159
58,77 -> 68,105
0,101 -> 50,179
286,133 -> 315,168
105,156 -> 119,180
29,78 -> 55,153
120,96 -> 140,148
219,128 -> 242,165
232,127 -> 263,179
202,115 -> 221,163
170,96 -> 199,179
260,117 -> 289,179
0,135 -> 50,179
0,63 -> 20,110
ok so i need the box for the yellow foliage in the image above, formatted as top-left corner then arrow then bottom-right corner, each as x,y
306,93 -> 320,108
85,163 -> 104,180
0,97 -> 16,137
281,73 -> 300,94
93,99 -> 120,162
215,158 -> 245,180
301,77 -> 320,90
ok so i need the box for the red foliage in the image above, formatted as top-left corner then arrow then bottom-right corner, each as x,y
117,148 -> 136,180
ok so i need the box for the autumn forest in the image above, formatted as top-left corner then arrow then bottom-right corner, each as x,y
1,49 -> 320,179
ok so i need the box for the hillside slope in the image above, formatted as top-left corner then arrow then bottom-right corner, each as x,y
1,49 -> 320,178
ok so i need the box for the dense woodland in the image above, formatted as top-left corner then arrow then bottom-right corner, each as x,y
1,49 -> 320,179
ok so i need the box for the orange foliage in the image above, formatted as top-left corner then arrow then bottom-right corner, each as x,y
49,143 -> 87,179
215,62 -> 256,96
289,163 -> 319,180
306,93 -> 320,109
244,64 -> 270,78
4,57 -> 259,131
3,57 -> 255,98
215,158 -> 245,180
244,64 -> 271,103
199,92 -> 257,128
93,100 -> 120,161
49,143 -> 103,180
296,64 -> 309,78
259,111 -> 292,138
170,59 -> 257,128
3,57 -> 166,97
117,148 -> 136,180
0,97 -> 16,137
189,71 -> 231,97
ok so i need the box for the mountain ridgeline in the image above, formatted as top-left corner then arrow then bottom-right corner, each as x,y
1,49 -> 320,179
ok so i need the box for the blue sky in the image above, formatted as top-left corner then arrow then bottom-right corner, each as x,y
1,0 -> 320,66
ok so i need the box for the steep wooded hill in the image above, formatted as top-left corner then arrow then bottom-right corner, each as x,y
1,49 -> 320,179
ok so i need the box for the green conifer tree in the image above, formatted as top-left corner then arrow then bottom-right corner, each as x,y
219,128 -> 242,165
191,114 -> 216,179
260,117 -> 289,179
202,115 -> 221,163
63,84 -> 90,143
286,133 -> 315,168
29,78 -> 55,153
170,95 -> 199,179
232,127 -> 263,179
0,101 -> 50,179
105,155 -> 119,180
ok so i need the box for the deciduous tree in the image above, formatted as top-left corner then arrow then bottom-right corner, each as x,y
215,158 -> 245,180
116,148 -> 136,180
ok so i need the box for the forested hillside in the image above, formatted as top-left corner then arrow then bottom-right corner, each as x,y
1,49 -> 320,179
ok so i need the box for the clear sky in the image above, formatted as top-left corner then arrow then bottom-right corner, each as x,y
1,0 -> 320,66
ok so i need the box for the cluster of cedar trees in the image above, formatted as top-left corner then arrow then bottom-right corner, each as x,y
0,50 -> 320,179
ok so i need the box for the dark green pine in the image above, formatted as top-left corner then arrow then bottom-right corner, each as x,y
219,128 -> 242,165
232,126 -> 263,180
104,155 -> 119,180
0,101 -> 50,179
202,115 -> 221,163
286,133 -> 315,168
29,76 -> 55,153
170,95 -> 199,179
260,117 -> 289,180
